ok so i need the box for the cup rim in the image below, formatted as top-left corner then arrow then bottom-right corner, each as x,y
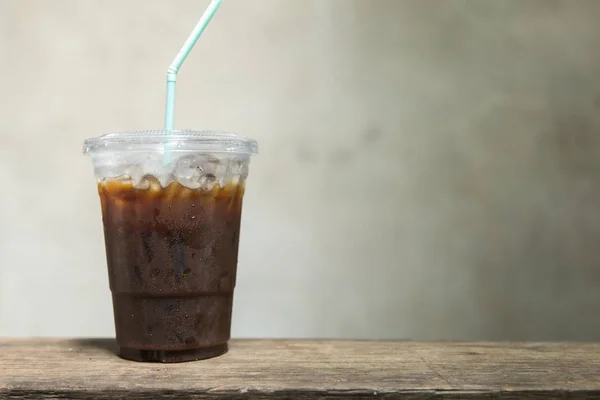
83,129 -> 258,155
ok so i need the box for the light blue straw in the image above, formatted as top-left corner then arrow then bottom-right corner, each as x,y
164,0 -> 224,129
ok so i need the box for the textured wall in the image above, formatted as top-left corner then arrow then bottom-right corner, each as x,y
1,0 -> 600,340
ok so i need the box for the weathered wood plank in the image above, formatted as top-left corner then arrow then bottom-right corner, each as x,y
1,339 -> 599,399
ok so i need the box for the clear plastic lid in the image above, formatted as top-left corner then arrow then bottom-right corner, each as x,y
83,130 -> 258,155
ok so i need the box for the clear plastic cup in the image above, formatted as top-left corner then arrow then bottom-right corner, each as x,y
83,130 -> 258,362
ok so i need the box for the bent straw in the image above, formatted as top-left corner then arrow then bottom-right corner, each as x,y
164,0 -> 224,129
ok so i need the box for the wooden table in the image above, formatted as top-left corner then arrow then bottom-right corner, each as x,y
1,339 -> 599,399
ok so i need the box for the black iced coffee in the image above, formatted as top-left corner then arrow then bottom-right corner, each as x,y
99,176 -> 244,362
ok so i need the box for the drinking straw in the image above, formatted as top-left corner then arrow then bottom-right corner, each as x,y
164,0 -> 224,129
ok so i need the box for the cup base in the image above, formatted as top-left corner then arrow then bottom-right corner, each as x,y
119,342 -> 228,363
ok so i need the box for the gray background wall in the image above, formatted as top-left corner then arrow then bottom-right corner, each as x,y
1,0 -> 600,340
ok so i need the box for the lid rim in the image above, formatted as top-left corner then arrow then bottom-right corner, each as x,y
83,129 -> 258,155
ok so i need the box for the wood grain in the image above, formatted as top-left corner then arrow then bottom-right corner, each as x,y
1,340 -> 599,399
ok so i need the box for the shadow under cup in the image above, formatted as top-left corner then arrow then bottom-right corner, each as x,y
84,130 -> 258,363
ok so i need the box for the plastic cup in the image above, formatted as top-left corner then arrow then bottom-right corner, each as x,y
83,130 -> 258,362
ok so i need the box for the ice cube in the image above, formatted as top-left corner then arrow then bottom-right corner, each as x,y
199,173 -> 217,191
146,175 -> 162,193
126,164 -> 146,188
203,155 -> 220,176
134,174 -> 162,191
173,155 -> 204,189
157,173 -> 174,188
